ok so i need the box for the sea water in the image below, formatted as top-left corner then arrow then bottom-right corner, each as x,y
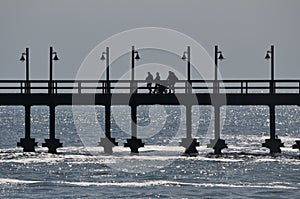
0,106 -> 300,198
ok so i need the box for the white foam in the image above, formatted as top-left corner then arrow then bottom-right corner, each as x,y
0,178 -> 40,184
0,178 -> 297,190
58,180 -> 299,189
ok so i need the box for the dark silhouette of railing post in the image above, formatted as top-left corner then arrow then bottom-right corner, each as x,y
99,47 -> 118,153
208,45 -> 227,154
262,45 -> 284,154
124,105 -> 144,154
42,105 -> 62,153
17,105 -> 37,152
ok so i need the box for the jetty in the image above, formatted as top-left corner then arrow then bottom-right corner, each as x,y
1,45 -> 299,155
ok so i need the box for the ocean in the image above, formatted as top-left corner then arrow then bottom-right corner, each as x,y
0,106 -> 300,198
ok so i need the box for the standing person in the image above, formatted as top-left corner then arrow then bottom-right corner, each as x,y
167,71 -> 178,93
145,72 -> 154,93
154,72 -> 161,94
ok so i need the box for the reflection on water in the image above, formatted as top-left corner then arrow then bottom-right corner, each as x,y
0,106 -> 300,198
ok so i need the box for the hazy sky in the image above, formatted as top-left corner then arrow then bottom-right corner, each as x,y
0,0 -> 299,80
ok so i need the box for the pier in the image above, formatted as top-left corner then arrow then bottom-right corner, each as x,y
1,45 -> 300,155
1,79 -> 300,155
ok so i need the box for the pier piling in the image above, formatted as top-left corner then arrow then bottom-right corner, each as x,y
292,140 -> 300,152
124,105 -> 144,154
180,105 -> 199,155
262,105 -> 284,154
207,105 -> 228,154
17,105 -> 37,152
99,105 -> 118,153
42,106 -> 62,153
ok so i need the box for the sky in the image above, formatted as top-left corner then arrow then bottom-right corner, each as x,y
0,0 -> 299,80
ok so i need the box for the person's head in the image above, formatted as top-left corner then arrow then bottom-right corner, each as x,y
148,72 -> 151,75
156,72 -> 159,76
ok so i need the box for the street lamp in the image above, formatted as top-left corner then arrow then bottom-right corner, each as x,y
214,45 -> 224,94
131,46 -> 140,93
265,45 -> 275,94
182,46 -> 191,93
49,46 -> 59,94
20,48 -> 30,94
100,47 -> 110,94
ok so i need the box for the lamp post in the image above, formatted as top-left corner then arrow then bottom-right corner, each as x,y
182,46 -> 191,93
206,45 -> 227,154
180,46 -> 200,155
18,47 -> 38,152
214,45 -> 224,94
49,46 -> 59,94
98,47 -> 119,153
265,45 -> 275,94
131,46 -> 140,93
262,45 -> 283,154
42,47 -> 61,153
123,46 -> 144,154
20,48 -> 30,94
99,46 -> 118,153
100,47 -> 110,94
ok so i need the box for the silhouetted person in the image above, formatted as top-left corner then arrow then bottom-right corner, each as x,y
145,72 -> 154,93
154,72 -> 161,94
167,71 -> 178,93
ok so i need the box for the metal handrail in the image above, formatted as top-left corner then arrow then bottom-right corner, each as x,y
0,79 -> 299,94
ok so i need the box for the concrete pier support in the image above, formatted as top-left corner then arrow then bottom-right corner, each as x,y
262,105 -> 284,154
42,106 -> 62,153
207,105 -> 227,154
292,140 -> 300,151
124,105 -> 144,154
180,105 -> 199,155
99,105 -> 118,153
17,105 -> 37,152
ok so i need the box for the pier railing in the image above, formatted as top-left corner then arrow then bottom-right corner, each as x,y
0,80 -> 300,94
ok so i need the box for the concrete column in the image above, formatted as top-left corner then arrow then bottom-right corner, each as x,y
214,105 -> 220,140
42,105 -> 62,153
17,105 -> 37,152
262,105 -> 284,154
180,105 -> 199,155
99,105 -> 118,153
131,105 -> 137,138
207,105 -> 227,154
124,105 -> 144,154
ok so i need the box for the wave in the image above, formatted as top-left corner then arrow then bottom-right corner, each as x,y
0,178 -> 297,190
